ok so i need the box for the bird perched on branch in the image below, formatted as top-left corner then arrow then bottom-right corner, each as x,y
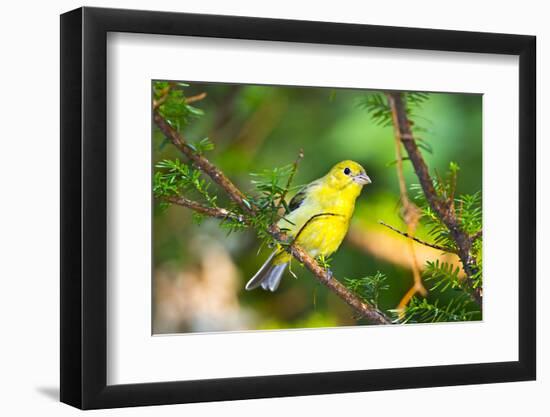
245,160 -> 371,292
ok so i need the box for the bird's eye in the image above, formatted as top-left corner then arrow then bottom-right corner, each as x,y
343,167 -> 351,175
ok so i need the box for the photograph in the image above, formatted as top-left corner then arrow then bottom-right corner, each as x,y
52,4 -> 538,412
152,80 -> 483,334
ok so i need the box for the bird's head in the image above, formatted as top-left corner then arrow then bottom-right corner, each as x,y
326,160 -> 371,189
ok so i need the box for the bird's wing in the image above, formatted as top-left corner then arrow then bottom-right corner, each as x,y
288,183 -> 311,212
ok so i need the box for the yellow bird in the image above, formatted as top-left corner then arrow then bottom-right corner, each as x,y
245,160 -> 371,291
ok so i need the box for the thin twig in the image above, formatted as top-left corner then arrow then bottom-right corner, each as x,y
163,196 -> 247,223
185,92 -> 207,104
379,221 -> 452,252
279,148 -> 304,209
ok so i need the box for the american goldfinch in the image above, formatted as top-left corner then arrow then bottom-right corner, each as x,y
245,160 -> 371,291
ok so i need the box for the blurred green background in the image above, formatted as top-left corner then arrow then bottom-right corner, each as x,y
152,82 -> 482,334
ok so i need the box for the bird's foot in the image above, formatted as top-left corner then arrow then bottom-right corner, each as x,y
325,268 -> 333,281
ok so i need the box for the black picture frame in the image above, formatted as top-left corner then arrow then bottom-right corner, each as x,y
60,6 -> 536,410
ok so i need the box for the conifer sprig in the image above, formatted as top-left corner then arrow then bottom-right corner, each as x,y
392,296 -> 479,324
344,271 -> 389,309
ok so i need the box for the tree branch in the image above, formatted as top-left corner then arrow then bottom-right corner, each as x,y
162,196 -> 247,223
386,92 -> 482,306
153,109 -> 391,325
154,111 -> 254,215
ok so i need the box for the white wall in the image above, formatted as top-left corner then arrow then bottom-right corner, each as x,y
0,1 -> 545,415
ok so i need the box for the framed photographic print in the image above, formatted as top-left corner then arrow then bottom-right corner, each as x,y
60,6 -> 536,409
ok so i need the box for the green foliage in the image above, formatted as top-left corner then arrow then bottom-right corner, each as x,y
344,271 -> 389,309
240,163 -> 302,245
423,259 -> 463,293
421,206 -> 457,252
411,181 -> 457,252
432,161 -> 460,202
187,137 -> 214,155
470,238 -> 483,290
406,91 -> 430,107
357,91 -> 429,124
153,155 -> 251,233
411,162 -> 483,255
357,91 -> 433,154
153,159 -> 218,207
409,162 -> 483,304
249,164 -> 296,220
393,295 -> 479,324
357,93 -> 393,127
457,191 -> 482,236
316,254 -> 332,271
152,82 -> 220,219
153,81 -> 204,131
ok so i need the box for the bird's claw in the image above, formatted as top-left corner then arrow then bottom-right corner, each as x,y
325,269 -> 333,281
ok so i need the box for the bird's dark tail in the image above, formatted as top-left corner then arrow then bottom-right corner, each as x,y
245,251 -> 288,292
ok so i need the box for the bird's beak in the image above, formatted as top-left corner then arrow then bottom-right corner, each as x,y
353,173 -> 372,185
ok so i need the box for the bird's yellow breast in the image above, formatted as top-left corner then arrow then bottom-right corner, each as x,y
293,214 -> 350,258
273,178 -> 362,263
